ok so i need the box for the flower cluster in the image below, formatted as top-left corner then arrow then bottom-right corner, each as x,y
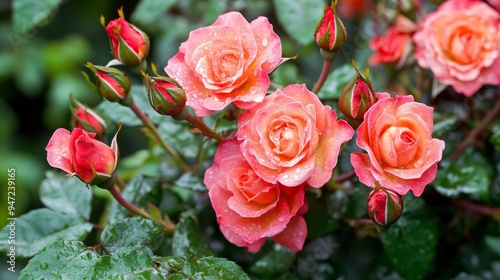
43,0 -> 455,254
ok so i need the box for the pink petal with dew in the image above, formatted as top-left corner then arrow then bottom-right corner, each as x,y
272,215 -> 307,252
45,128 -> 74,174
219,225 -> 266,252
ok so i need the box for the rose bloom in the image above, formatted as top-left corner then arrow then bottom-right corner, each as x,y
45,128 -> 118,185
236,84 -> 354,188
369,15 -> 417,67
350,93 -> 445,197
165,11 -> 282,116
204,139 -> 307,252
413,0 -> 500,96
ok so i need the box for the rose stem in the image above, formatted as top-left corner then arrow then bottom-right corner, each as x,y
109,182 -> 176,234
185,113 -> 225,142
449,88 -> 500,161
335,170 -> 356,183
312,59 -> 333,94
454,200 -> 500,217
128,102 -> 189,172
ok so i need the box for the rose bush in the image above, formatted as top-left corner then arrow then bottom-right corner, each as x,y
45,128 -> 119,186
236,84 -> 354,187
413,0 -> 500,96
351,92 -> 446,196
165,11 -> 282,116
204,139 -> 307,252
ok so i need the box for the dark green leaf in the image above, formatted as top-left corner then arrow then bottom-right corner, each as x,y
0,208 -> 92,258
303,194 -> 340,239
273,0 -> 325,45
381,195 -> 438,280
434,150 -> 492,202
39,174 -> 92,219
157,120 -> 204,159
317,63 -> 356,100
250,243 -> 295,277
174,172 -> 206,192
100,217 -> 165,255
107,175 -> 160,224
19,240 -> 165,279
156,255 -> 250,279
12,0 -> 64,34
172,213 -> 214,258
130,0 -> 178,26
485,236 -> 500,256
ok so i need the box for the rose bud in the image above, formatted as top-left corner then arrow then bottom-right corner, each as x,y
83,62 -> 132,105
102,6 -> 150,67
314,0 -> 347,60
144,64 -> 188,119
338,61 -> 376,126
45,126 -> 121,188
366,185 -> 404,230
70,95 -> 107,137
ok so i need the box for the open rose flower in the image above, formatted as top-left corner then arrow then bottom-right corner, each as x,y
45,127 -> 119,186
204,139 -> 307,252
369,15 -> 417,67
413,0 -> 500,96
351,93 -> 445,196
236,84 -> 354,188
165,11 -> 282,116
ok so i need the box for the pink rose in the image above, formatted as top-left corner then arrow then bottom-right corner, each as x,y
350,93 -> 445,196
45,128 -> 118,185
165,11 -> 282,116
236,84 -> 354,188
204,139 -> 307,252
413,0 -> 500,96
369,15 -> 417,66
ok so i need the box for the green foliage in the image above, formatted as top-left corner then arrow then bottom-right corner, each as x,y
12,0 -> 65,34
273,0 -> 325,45
381,196 -> 438,280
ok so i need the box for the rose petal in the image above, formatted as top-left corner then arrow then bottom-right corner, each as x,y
45,128 -> 73,174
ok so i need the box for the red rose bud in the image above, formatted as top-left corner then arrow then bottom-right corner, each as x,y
45,125 -> 121,188
103,7 -> 150,67
314,0 -> 347,60
83,63 -> 131,105
70,95 -> 107,136
146,76 -> 187,119
366,186 -> 404,230
338,62 -> 376,123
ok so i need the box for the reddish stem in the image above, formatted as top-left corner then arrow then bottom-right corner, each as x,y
312,59 -> 333,94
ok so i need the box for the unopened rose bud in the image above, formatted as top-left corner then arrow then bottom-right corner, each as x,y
338,61 -> 376,126
367,185 -> 404,230
102,6 -> 150,67
70,95 -> 107,137
147,77 -> 187,119
314,0 -> 347,60
83,63 -> 131,105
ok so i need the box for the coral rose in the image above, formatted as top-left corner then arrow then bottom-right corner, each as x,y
45,128 -> 119,186
204,139 -> 307,252
165,11 -> 282,116
369,15 -> 417,67
350,93 -> 445,197
413,0 -> 500,96
236,84 -> 354,188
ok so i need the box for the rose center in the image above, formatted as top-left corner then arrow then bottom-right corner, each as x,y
238,170 -> 277,204
270,124 -> 300,159
379,127 -> 419,167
